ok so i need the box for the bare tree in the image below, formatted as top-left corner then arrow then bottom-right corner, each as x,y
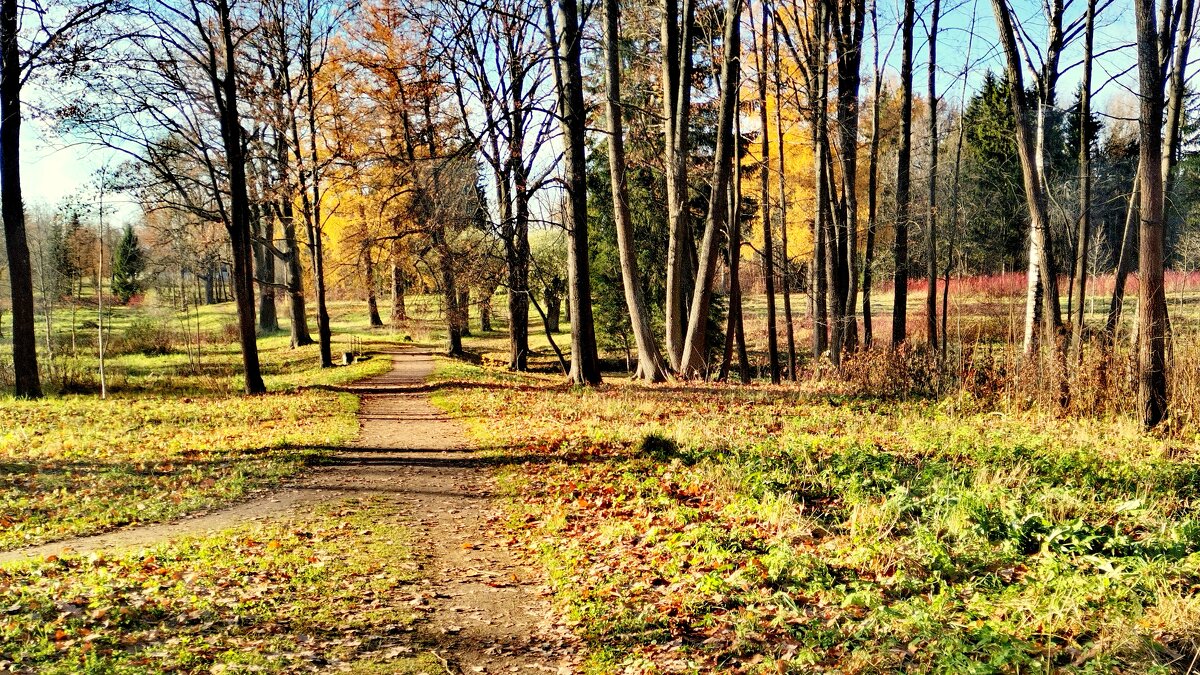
1071,0 -> 1096,358
924,0 -> 940,350
545,0 -> 600,384
892,0 -> 914,347
989,0 -> 1066,357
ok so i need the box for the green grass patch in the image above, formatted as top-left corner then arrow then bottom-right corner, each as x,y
0,497 -> 438,674
432,360 -> 1200,673
0,300 -> 404,550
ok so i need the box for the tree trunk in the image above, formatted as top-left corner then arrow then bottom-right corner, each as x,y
834,0 -> 865,355
892,0 -> 915,347
481,289 -> 493,332
548,0 -> 601,384
458,288 -> 471,336
216,0 -> 264,394
254,202 -> 280,333
925,0 -> 940,350
0,0 -> 40,398
545,284 -> 562,333
279,201 -> 313,347
1072,0 -> 1096,358
754,1 -> 780,383
680,0 -> 741,377
391,258 -> 407,323
773,17 -> 796,378
1134,0 -> 1169,427
862,0 -> 881,348
662,0 -> 697,372
990,0 -> 1066,353
364,245 -> 383,328
605,0 -> 667,382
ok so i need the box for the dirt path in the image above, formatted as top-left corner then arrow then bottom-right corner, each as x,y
1,350 -> 578,673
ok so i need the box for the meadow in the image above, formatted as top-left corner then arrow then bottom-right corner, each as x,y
2,278 -> 1200,672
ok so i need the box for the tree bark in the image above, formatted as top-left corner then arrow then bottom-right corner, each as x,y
1134,0 -> 1169,427
391,256 -> 407,323
990,0 -> 1066,352
0,0 -> 40,398
892,0 -> 915,347
547,0 -> 601,385
662,0 -> 697,372
773,16 -> 796,378
925,0 -> 940,350
834,0 -> 865,355
754,1 -> 780,383
215,0 -> 265,394
605,0 -> 667,382
680,0 -> 742,377
365,244 -> 383,328
253,202 -> 280,333
1071,0 -> 1096,358
862,0 -> 881,348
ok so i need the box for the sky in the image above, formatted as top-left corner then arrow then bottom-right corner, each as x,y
19,0 -> 1151,221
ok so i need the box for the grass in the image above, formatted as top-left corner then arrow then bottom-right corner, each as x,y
0,297 -> 401,551
432,358 -> 1200,673
0,497 -> 440,674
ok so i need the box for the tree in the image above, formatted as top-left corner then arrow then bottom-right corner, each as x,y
1070,0 -> 1096,358
662,0 -> 698,371
2,0 -> 108,397
679,0 -> 740,377
433,0 -> 553,372
546,0 -> 601,385
989,0 -> 1066,359
892,0 -> 914,347
111,224 -> 146,304
76,0 -> 267,393
752,0 -> 779,383
603,0 -> 667,382
1132,0 -> 1195,427
924,0 -> 940,350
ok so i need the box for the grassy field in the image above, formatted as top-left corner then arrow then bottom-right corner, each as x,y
6,279 -> 1200,672
0,296 -> 406,551
431,355 -> 1200,673
0,497 -> 437,674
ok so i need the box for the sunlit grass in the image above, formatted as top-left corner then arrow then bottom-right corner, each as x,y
0,498 -> 437,674
433,358 -> 1200,673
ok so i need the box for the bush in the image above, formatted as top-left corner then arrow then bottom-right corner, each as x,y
117,318 -> 176,356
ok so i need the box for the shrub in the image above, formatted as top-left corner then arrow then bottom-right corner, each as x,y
117,318 -> 176,356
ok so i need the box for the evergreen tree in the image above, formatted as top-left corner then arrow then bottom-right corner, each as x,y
111,224 -> 145,304
48,214 -> 81,298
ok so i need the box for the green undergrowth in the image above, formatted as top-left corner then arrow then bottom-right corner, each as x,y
0,497 -> 438,674
432,361 -> 1200,674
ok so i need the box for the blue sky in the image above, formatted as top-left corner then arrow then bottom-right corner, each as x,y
20,0 -> 1149,219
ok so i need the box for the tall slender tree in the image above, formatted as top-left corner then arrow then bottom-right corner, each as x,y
546,0 -> 600,385
754,0 -> 780,384
662,0 -> 697,371
892,0 -> 915,347
924,0 -> 939,349
604,0 -> 667,382
679,0 -> 741,377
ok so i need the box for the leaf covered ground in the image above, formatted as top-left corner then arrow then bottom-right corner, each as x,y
432,361 -> 1200,674
0,497 -> 440,674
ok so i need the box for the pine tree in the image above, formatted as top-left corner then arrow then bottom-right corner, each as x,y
111,224 -> 145,305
